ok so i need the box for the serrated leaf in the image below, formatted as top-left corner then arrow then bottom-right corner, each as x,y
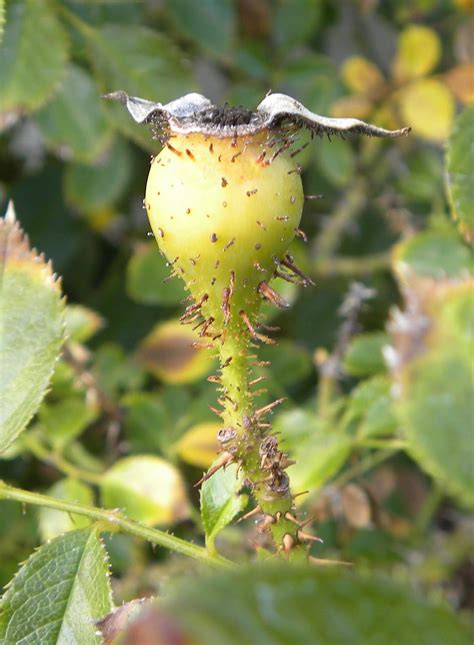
101,456 -> 190,526
343,332 -> 389,377
0,528 -> 113,644
174,421 -> 220,469
398,78 -> 455,142
393,25 -> 441,81
160,566 -> 471,645
165,0 -> 236,59
39,478 -> 94,541
0,205 -> 64,453
201,462 -> 248,552
64,139 -> 132,213
446,107 -> 474,242
35,64 -> 113,162
0,0 -> 69,114
126,242 -> 186,306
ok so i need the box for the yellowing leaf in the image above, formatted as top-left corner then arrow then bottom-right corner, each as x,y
444,63 -> 474,104
135,320 -> 215,384
342,56 -> 385,94
101,456 -> 190,526
393,25 -> 441,81
398,79 -> 455,142
174,422 -> 220,468
331,95 -> 373,119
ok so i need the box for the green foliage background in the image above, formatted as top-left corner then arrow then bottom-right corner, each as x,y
0,0 -> 473,642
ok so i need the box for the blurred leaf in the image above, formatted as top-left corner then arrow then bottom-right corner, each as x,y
64,139 -> 132,213
398,79 -> 455,142
174,421 -> 220,468
315,136 -> 355,187
101,455 -> 190,525
160,566 -> 471,645
165,0 -> 235,59
0,206 -> 64,454
347,376 -> 397,439
277,412 -> 352,492
446,106 -> 474,242
273,0 -> 321,50
38,478 -> 94,541
342,56 -> 385,94
64,304 -> 104,343
397,148 -> 442,202
93,342 -> 145,397
0,0 -> 5,44
343,332 -> 389,377
35,64 -> 113,162
126,242 -> 186,306
0,528 -> 113,644
0,0 -> 69,114
201,462 -> 248,552
122,391 -> 167,455
398,348 -> 474,508
90,24 -> 192,149
331,95 -> 374,120
97,599 -> 148,645
341,483 -> 372,528
136,320 -> 215,384
393,25 -> 441,81
393,229 -> 471,280
279,54 -> 342,115
260,340 -> 314,390
444,63 -> 474,105
39,394 -> 99,450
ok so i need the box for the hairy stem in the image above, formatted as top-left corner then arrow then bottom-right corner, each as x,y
0,481 -> 235,570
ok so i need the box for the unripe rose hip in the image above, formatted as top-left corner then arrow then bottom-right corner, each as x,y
107,89 -> 409,558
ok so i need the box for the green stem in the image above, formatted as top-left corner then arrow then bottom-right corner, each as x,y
330,448 -> 399,490
0,481 -> 235,570
313,251 -> 391,278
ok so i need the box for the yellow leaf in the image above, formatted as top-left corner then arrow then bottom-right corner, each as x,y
393,25 -> 441,81
135,320 -> 215,384
173,421 -> 221,468
444,64 -> 474,104
331,95 -> 374,119
342,56 -> 385,94
453,0 -> 474,10
398,79 -> 455,142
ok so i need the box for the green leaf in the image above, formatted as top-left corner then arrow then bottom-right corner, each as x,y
343,332 -> 389,377
273,0 -> 321,50
393,229 -> 472,280
201,462 -> 248,552
398,349 -> 474,508
0,0 -> 69,113
64,139 -> 132,213
39,478 -> 94,541
0,0 -> 5,44
89,24 -> 193,150
35,64 -> 113,163
126,242 -> 186,306
101,456 -> 190,525
165,0 -> 235,59
276,411 -> 352,491
121,391 -> 167,455
64,304 -> 104,344
315,136 -> 355,187
347,376 -> 398,439
38,393 -> 99,450
0,206 -> 64,454
0,528 -> 113,644
446,106 -> 474,242
160,566 -> 471,645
